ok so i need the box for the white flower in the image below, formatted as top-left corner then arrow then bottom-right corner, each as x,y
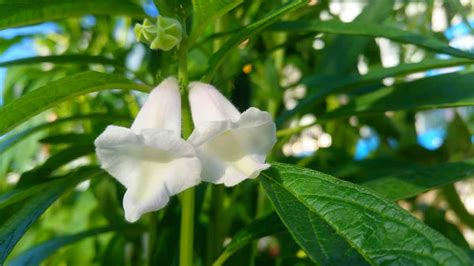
188,82 -> 276,187
95,77 -> 201,222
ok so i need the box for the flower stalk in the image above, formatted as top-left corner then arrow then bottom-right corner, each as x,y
178,39 -> 195,266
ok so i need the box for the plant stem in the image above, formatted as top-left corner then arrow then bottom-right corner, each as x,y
180,187 -> 195,266
443,184 -> 474,228
276,121 -> 317,138
147,213 -> 157,265
178,41 -> 189,88
178,39 -> 195,266
206,186 -> 225,264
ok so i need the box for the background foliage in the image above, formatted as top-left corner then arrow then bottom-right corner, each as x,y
1,0 -> 474,265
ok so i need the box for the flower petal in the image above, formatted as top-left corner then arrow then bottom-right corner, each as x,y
95,125 -> 201,222
195,150 -> 270,186
233,107 -> 276,160
188,81 -> 241,125
131,77 -> 181,135
189,108 -> 276,186
122,154 -> 200,222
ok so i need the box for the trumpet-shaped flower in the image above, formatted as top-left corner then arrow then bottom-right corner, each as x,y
95,78 -> 200,222
188,82 -> 276,187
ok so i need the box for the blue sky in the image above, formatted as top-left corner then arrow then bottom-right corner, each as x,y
0,22 -> 61,104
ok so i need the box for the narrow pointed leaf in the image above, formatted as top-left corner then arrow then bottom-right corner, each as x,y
362,159 -> 474,201
323,71 -> 474,119
0,36 -> 25,54
0,113 -> 131,154
277,58 -> 474,124
0,0 -> 145,30
0,167 -> 102,264
213,213 -> 285,265
190,0 -> 243,44
17,145 -> 95,187
39,133 -> 97,145
269,20 -> 474,60
0,176 -> 76,209
0,71 -> 149,135
207,0 -> 306,80
8,227 -> 113,266
0,55 -> 120,68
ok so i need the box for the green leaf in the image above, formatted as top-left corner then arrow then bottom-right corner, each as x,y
277,58 -> 474,125
443,185 -> 474,229
202,159 -> 474,264
0,177 -> 67,209
0,0 -> 145,30
0,113 -> 131,154
0,55 -> 120,68
317,0 -> 394,75
190,0 -> 243,44
17,145 -> 95,187
442,113 -> 473,158
0,71 -> 149,135
0,167 -> 102,264
213,213 -> 285,266
39,133 -> 97,145
101,235 -> 128,266
362,159 -> 474,201
261,162 -> 471,265
0,166 -> 93,208
8,227 -> 113,266
323,71 -> 474,119
269,20 -> 474,60
0,36 -> 25,54
206,0 -> 306,81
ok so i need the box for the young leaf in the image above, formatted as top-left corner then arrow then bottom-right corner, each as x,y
17,145 -> 95,187
8,227 -> 113,266
317,0 -> 394,75
277,58 -> 474,124
0,113 -> 131,154
323,71 -> 474,119
213,213 -> 285,265
39,133 -> 97,145
206,0 -> 307,80
0,36 -> 25,54
0,55 -> 120,68
0,71 -> 149,135
277,58 -> 474,125
0,175 -> 77,209
190,0 -> 243,44
362,159 -> 474,201
0,167 -> 102,264
0,0 -> 145,30
260,163 -> 471,265
269,20 -> 474,60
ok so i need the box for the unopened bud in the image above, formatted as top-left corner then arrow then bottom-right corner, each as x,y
134,16 -> 183,51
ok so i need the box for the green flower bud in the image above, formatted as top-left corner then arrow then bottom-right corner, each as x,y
134,16 -> 183,51
134,18 -> 158,43
134,24 -> 147,43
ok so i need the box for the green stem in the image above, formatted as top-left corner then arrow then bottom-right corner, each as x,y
276,121 -> 317,138
178,38 -> 195,266
443,184 -> 474,228
206,186 -> 225,264
178,41 -> 189,88
147,213 -> 157,265
180,188 -> 195,266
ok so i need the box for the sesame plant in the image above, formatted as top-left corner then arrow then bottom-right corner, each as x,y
1,0 -> 474,265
